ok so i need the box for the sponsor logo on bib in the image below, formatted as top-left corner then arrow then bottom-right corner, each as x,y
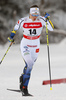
23,22 -> 42,28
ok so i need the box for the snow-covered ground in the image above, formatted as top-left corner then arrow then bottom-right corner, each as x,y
0,38 -> 66,100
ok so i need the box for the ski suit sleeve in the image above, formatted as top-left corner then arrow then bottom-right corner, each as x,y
10,18 -> 24,39
40,16 -> 54,31
46,19 -> 54,31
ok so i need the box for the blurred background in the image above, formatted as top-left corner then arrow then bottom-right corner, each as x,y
0,0 -> 66,45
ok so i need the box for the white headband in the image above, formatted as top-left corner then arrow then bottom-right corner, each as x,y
30,8 -> 40,14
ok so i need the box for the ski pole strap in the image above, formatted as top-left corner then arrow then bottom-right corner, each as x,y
0,42 -> 13,64
46,22 -> 49,46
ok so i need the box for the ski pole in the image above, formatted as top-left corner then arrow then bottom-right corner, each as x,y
46,21 -> 52,90
0,42 -> 13,64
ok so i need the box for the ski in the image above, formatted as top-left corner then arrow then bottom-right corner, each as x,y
7,88 -> 33,97
22,92 -> 33,96
7,89 -> 21,93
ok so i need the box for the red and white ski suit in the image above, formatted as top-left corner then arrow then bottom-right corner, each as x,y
14,16 -> 53,86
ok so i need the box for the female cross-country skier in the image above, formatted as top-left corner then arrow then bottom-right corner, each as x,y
8,5 -> 54,96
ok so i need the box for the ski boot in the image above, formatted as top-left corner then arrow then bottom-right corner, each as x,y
19,75 -> 33,96
22,86 -> 33,96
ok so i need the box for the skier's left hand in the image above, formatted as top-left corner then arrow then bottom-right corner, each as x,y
44,13 -> 50,20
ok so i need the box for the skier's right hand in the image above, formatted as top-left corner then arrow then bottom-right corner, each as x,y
8,29 -> 16,43
8,37 -> 14,43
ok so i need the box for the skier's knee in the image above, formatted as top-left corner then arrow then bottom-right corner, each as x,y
27,61 -> 34,68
